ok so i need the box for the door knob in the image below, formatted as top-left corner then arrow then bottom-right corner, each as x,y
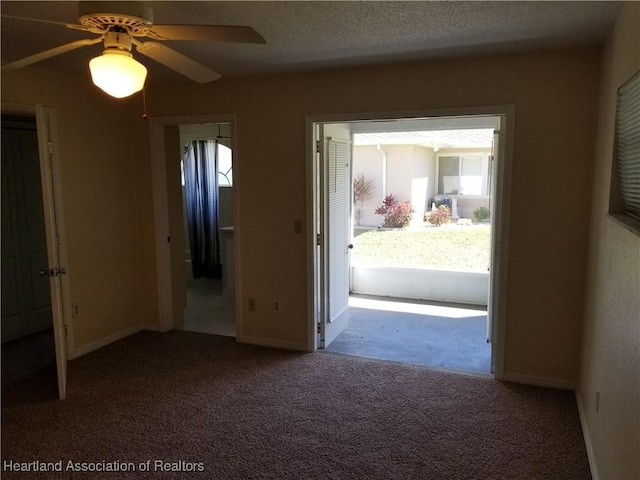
348,244 -> 354,249
40,267 -> 66,277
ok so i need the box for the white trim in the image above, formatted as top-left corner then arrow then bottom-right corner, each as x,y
502,372 -> 577,390
576,391 -> 599,480
305,120 -> 319,352
148,114 -> 240,336
238,335 -> 308,352
488,106 -> 515,381
306,105 -> 515,381
70,326 -> 143,359
149,120 -> 173,331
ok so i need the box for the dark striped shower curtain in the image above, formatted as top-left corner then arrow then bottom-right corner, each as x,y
183,140 -> 221,279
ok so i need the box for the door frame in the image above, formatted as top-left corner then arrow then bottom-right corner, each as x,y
2,102 -> 72,399
148,114 -> 241,336
306,105 -> 515,380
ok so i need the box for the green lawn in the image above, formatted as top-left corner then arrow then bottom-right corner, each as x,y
352,225 -> 491,271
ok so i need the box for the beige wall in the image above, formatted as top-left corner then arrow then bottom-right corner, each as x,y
1,68 -> 157,355
2,46 -> 601,380
580,2 -> 640,479
148,47 -> 600,378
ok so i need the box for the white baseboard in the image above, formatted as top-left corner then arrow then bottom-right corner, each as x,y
502,372 -> 577,390
576,391 -> 599,480
237,335 -> 308,352
71,325 -> 143,359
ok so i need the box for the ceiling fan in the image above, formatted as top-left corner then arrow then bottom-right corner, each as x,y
1,1 -> 266,97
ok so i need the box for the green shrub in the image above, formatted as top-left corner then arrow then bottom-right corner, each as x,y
473,206 -> 490,222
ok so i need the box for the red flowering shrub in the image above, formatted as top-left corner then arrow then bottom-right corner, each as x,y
375,194 -> 414,228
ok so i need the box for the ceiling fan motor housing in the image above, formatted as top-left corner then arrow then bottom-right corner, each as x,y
78,1 -> 154,34
103,30 -> 133,52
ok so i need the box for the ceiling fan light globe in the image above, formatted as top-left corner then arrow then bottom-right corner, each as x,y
89,50 -> 147,98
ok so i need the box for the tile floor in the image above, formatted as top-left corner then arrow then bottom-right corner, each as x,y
179,277 -> 235,337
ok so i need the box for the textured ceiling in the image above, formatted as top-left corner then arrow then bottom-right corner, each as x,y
0,1 -> 622,85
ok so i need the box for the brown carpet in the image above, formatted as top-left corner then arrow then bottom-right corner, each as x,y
2,330 -> 590,479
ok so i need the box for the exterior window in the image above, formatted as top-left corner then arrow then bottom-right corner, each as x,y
460,156 -> 483,195
217,143 -> 233,187
614,71 -> 640,220
438,155 -> 486,195
438,156 -> 460,194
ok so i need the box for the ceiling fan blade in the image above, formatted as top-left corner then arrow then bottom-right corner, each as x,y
2,14 -> 67,27
135,42 -> 221,83
145,25 -> 266,44
0,14 -> 94,32
2,37 -> 102,70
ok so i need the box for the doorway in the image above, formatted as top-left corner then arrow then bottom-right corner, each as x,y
1,110 -> 69,400
148,114 -> 239,336
309,109 -> 513,378
2,115 -> 53,342
178,123 -> 235,337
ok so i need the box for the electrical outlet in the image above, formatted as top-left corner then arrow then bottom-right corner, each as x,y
248,298 -> 256,312
274,301 -> 281,312
72,304 -> 80,318
595,391 -> 600,413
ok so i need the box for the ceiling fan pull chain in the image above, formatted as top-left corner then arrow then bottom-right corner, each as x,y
142,85 -> 148,120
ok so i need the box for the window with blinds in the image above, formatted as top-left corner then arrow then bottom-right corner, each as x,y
615,71 -> 640,221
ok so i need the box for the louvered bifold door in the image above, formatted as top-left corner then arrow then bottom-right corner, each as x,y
327,138 -> 351,322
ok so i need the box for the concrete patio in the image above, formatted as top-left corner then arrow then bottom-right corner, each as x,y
325,295 -> 491,374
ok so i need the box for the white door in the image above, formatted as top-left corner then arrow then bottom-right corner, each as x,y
487,126 -> 502,373
317,126 -> 352,348
36,106 -> 69,400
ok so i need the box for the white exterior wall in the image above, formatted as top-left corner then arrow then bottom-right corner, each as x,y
352,266 -> 489,306
385,145 -> 414,202
353,144 -> 437,227
352,145 -> 384,227
412,146 -> 436,223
